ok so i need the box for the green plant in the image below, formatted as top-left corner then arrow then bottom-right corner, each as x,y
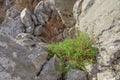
47,32 -> 98,71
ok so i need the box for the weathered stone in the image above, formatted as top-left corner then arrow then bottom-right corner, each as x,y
15,33 -> 40,47
20,8 -> 35,34
97,70 -> 116,80
73,0 -> 120,79
65,69 -> 87,80
34,25 -> 43,36
53,0 -> 76,27
15,33 -> 48,73
34,0 -> 65,42
31,14 -> 38,26
6,7 -> 20,18
6,0 -> 15,9
0,8 -> 25,37
0,34 -> 36,80
0,34 -> 48,80
38,55 -> 63,80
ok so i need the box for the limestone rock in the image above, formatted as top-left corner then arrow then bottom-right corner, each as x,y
20,8 -> 35,34
0,34 -> 48,80
65,69 -> 87,80
34,25 -> 43,36
73,0 -> 120,79
0,7 -> 25,37
15,33 -> 48,72
6,0 -> 14,9
0,34 -> 36,80
38,55 -> 63,80
97,70 -> 116,80
34,0 -> 65,42
53,0 -> 76,27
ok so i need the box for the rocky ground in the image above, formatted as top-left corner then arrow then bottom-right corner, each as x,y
0,0 -> 119,80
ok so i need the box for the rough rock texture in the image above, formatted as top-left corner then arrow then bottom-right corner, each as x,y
38,55 -> 63,80
34,0 -> 65,42
0,7 -> 25,37
20,8 -> 35,34
53,0 -> 76,27
65,69 -> 87,80
73,0 -> 120,80
0,34 -> 48,80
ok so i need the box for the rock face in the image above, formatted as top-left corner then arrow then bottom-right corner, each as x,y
73,0 -> 120,80
0,34 -> 48,80
65,69 -> 87,80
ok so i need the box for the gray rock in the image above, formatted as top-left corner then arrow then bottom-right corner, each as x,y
0,8 -> 25,37
15,33 -> 40,47
34,0 -> 56,25
73,0 -> 120,79
6,7 -> 20,18
38,55 -> 63,80
97,70 -> 116,80
0,34 -> 36,80
65,69 -> 87,80
0,34 -> 48,80
6,0 -> 14,9
15,33 -> 48,72
20,8 -> 35,34
31,14 -> 38,26
53,0 -> 76,27
34,0 -> 54,20
34,25 -> 43,36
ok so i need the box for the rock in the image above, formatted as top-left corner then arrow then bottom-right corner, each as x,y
113,58 -> 120,80
6,7 -> 20,18
97,70 -> 116,80
65,69 -> 87,80
0,7 -> 25,37
85,63 -> 98,75
34,0 -> 54,21
6,0 -> 14,9
53,0 -> 76,27
38,55 -> 63,80
15,33 -> 40,47
34,25 -> 43,36
15,33 -> 48,73
73,0 -> 120,79
34,0 -> 65,42
0,34 -> 36,80
31,14 -> 38,26
20,8 -> 35,34
0,34 -> 48,80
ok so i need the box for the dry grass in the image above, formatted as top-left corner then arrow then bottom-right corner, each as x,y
13,0 -> 41,10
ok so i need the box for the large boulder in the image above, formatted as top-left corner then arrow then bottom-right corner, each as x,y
73,0 -> 120,80
0,34 -> 48,80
